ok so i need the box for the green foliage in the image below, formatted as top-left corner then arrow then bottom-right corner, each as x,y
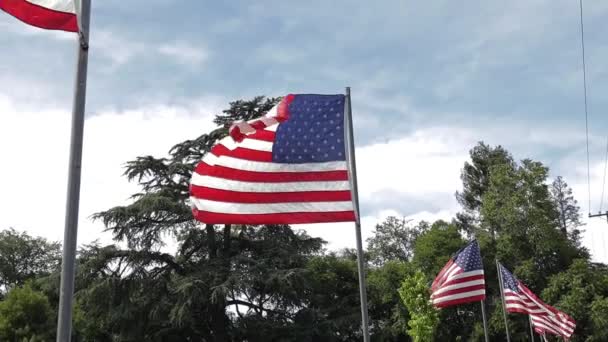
541,259 -> 608,341
398,270 -> 438,342
0,228 -> 60,295
0,284 -> 54,341
367,260 -> 412,340
367,217 -> 428,265
412,220 -> 464,275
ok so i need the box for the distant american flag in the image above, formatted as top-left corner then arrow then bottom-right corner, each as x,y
430,240 -> 486,308
498,262 -> 576,340
189,94 -> 356,224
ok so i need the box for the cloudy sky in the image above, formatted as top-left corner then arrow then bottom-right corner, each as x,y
1,0 -> 608,262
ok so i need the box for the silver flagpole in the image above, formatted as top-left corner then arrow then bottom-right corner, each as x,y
529,315 -> 535,341
56,0 -> 91,340
481,300 -> 490,342
344,87 -> 371,342
496,259 -> 512,342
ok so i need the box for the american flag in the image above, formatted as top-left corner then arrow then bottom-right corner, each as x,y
498,262 -> 576,340
189,94 -> 356,224
430,240 -> 486,308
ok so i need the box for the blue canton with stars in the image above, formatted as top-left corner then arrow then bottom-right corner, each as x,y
499,263 -> 520,292
453,240 -> 484,272
273,94 -> 346,163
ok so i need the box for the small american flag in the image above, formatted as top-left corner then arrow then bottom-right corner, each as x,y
430,240 -> 486,308
189,94 -> 356,224
498,262 -> 576,340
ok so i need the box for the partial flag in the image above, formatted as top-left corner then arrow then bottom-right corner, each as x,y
189,94 -> 356,224
0,0 -> 77,32
430,240 -> 486,308
498,262 -> 576,340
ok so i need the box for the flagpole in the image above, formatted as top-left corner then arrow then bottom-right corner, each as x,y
480,300 -> 490,342
529,315 -> 535,341
345,87 -> 371,342
496,259 -> 512,342
56,0 -> 91,340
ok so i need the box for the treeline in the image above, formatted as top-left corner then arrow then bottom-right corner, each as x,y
1,97 -> 607,341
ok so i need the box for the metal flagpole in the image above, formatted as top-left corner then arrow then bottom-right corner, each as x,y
529,315 -> 535,341
480,300 -> 490,342
56,0 -> 91,340
344,87 -> 371,342
496,259 -> 512,342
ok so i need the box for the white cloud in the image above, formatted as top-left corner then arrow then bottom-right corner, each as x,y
0,93 -> 222,247
158,41 -> 209,66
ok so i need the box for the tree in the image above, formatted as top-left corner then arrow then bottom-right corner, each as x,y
367,260 -> 412,341
412,220 -> 465,276
398,269 -> 438,342
0,284 -> 54,341
541,259 -> 608,341
456,142 -> 514,214
367,217 -> 428,265
550,176 -> 583,237
0,228 -> 60,295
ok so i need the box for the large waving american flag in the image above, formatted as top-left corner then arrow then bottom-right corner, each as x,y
498,262 -> 576,340
189,94 -> 356,224
430,240 -> 486,308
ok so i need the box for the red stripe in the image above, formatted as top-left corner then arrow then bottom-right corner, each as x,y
0,0 -> 77,32
190,186 -> 352,203
247,130 -> 275,142
211,144 -> 272,162
195,162 -> 348,183
192,209 -> 356,224
431,284 -> 486,300
434,294 -> 486,308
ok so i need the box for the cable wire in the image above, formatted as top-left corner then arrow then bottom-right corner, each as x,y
579,0 -> 592,215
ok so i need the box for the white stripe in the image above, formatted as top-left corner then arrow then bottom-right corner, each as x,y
442,265 -> 461,283
532,321 -> 561,336
26,0 -> 75,13
191,198 -> 353,214
504,303 -> 545,314
435,264 -> 459,286
432,279 -> 485,296
265,122 -> 278,132
260,116 -> 278,127
447,269 -> 484,281
220,136 -> 273,152
202,153 -> 348,173
265,104 -> 279,117
192,174 -> 350,192
432,289 -> 486,304
531,316 -> 573,336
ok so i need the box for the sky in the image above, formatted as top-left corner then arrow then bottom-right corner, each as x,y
1,0 -> 608,262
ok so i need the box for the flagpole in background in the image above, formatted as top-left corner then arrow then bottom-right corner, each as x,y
344,87 -> 371,342
56,0 -> 91,340
496,260 -> 512,342
529,315 -> 535,341
480,300 -> 490,342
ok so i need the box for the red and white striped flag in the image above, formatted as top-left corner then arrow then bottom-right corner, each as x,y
430,240 -> 486,308
0,0 -> 77,32
189,94 -> 356,225
498,262 -> 576,340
